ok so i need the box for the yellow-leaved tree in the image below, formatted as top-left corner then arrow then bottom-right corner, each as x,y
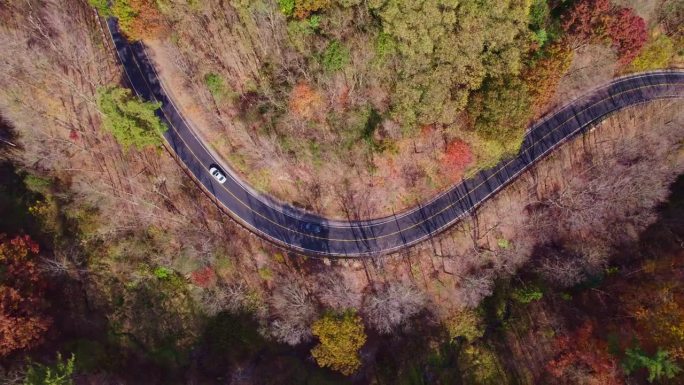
310,310 -> 367,375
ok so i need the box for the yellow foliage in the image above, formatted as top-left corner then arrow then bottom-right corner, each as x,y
628,34 -> 675,72
311,310 -> 367,375
445,309 -> 485,342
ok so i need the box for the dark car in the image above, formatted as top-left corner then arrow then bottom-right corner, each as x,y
301,222 -> 323,235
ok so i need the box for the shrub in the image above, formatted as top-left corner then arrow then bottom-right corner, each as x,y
204,73 -> 226,101
311,310 -> 367,375
190,266 -> 216,288
153,266 -> 173,280
511,285 -> 544,304
290,82 -> 324,120
321,40 -> 350,72
23,353 -> 76,385
96,86 -> 167,151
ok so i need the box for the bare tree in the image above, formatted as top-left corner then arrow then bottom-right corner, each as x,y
455,272 -> 495,309
535,254 -> 586,289
268,281 -> 318,346
199,283 -> 253,316
363,282 -> 426,334
314,272 -> 362,310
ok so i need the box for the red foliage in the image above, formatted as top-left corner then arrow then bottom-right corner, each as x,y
561,0 -> 613,42
562,0 -> 647,65
546,322 -> 624,385
607,7 -> 648,65
0,234 -> 52,357
442,139 -> 473,171
190,266 -> 216,288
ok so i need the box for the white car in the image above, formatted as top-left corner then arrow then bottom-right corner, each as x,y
209,165 -> 227,184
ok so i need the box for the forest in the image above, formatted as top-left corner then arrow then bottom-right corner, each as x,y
0,0 -> 683,384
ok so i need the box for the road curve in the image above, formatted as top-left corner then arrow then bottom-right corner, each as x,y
106,19 -> 684,257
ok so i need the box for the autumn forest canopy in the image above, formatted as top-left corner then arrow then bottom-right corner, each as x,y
1,0 -> 684,384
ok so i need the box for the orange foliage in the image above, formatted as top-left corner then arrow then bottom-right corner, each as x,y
294,0 -> 331,19
442,139 -> 473,172
0,234 -> 52,357
290,82 -> 324,120
620,255 -> 684,359
523,42 -> 573,113
120,0 -> 166,41
546,322 -> 624,385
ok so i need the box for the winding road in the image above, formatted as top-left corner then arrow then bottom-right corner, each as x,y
107,19 -> 684,257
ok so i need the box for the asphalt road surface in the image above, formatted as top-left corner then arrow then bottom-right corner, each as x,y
107,19 -> 684,257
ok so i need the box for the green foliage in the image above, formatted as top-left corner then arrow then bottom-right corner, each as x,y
533,29 -> 548,46
529,0 -> 550,31
497,238 -> 510,249
278,0 -> 295,16
153,266 -> 173,280
468,75 -> 532,155
308,14 -> 321,30
374,32 -> 396,60
204,73 -> 235,102
96,86 -> 167,151
23,174 -> 52,195
369,0 -> 531,129
623,347 -> 682,383
311,310 -> 367,375
512,285 -> 544,304
258,266 -> 273,280
321,40 -> 350,72
628,35 -> 675,72
23,353 -> 75,385
111,0 -> 136,32
88,0 -> 111,16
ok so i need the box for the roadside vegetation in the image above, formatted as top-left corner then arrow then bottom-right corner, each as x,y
0,0 -> 683,384
95,0 -> 681,216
